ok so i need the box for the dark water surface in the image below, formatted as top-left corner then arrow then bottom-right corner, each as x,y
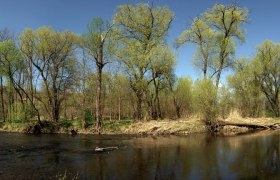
0,131 -> 279,179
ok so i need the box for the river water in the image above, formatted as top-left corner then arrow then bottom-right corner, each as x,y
0,131 -> 279,179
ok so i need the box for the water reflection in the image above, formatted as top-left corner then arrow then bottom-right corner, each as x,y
0,131 -> 279,179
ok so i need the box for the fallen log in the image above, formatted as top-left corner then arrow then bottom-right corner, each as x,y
268,123 -> 280,130
95,146 -> 118,152
217,120 -> 270,129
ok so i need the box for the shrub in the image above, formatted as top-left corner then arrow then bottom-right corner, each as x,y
193,79 -> 218,122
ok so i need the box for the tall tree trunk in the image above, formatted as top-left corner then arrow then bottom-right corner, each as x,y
261,84 -> 280,117
156,93 -> 162,119
96,66 -> 102,131
0,76 -> 5,121
54,102 -> 60,122
203,61 -> 207,79
154,82 -> 162,120
82,51 -> 88,129
215,37 -> 228,89
118,95 -> 121,121
95,45 -> 103,133
136,92 -> 143,120
152,73 -> 162,120
52,86 -> 60,122
215,70 -> 222,89
8,83 -> 14,121
173,97 -> 181,119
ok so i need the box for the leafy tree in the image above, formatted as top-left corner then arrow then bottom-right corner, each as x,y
204,4 -> 248,88
218,86 -> 234,119
0,28 -> 14,121
83,17 -> 113,132
253,40 -> 280,117
148,45 -> 175,119
0,40 -> 25,121
228,58 -> 264,117
176,17 -> 215,79
193,79 -> 217,124
178,4 -> 248,87
20,27 -> 78,122
171,77 -> 193,118
113,3 -> 174,120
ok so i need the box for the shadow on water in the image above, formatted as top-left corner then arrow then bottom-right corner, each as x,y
0,131 -> 279,179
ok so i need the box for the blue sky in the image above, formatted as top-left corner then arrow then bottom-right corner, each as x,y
0,0 -> 279,81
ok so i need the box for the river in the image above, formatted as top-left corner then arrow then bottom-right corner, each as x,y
0,131 -> 279,179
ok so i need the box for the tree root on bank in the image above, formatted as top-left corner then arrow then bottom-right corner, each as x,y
24,123 -> 42,134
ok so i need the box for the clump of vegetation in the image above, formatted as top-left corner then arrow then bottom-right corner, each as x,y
103,120 -> 133,132
193,79 -> 219,132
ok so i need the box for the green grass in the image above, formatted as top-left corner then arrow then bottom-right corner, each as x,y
40,120 -> 58,133
0,121 -> 4,128
102,120 -> 133,132
0,121 -> 26,131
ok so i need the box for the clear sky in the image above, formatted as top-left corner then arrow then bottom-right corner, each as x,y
0,0 -> 279,81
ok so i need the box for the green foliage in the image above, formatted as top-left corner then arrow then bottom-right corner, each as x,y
2,121 -> 26,131
84,110 -> 92,124
218,86 -> 234,119
172,77 -> 193,118
103,120 -> 133,132
73,120 -> 85,129
0,3 -> 278,132
57,120 -> 72,129
83,17 -> 112,60
39,120 -> 82,133
176,18 -> 215,78
7,102 -> 32,122
204,4 -> 248,42
252,40 -> 280,117
193,79 -> 218,121
178,3 -> 248,84
113,3 -> 174,120
20,27 -> 79,121
228,58 -> 265,117
0,40 -> 23,79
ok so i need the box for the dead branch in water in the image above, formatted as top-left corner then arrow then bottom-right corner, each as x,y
95,146 -> 118,152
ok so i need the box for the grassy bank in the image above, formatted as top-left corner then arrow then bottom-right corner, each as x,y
0,116 -> 279,135
0,117 -> 205,135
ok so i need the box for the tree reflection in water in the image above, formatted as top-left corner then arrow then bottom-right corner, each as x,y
0,132 -> 279,179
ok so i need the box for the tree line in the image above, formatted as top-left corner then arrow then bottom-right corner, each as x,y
0,3 -> 279,132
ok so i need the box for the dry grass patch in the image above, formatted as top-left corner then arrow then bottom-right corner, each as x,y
121,117 -> 206,135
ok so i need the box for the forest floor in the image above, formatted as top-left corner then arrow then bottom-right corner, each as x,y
0,115 -> 279,135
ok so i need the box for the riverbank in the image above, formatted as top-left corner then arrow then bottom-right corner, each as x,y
0,118 -> 205,135
0,116 -> 279,135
